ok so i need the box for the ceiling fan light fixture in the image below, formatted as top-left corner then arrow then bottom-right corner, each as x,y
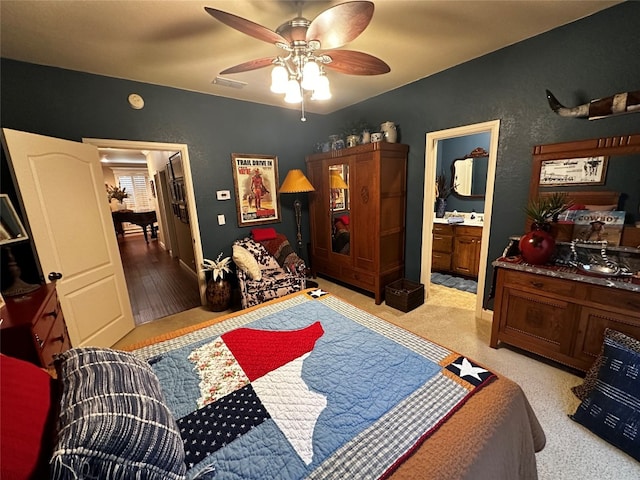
311,73 -> 331,101
206,2 -> 386,120
270,65 -> 288,93
301,60 -> 320,90
284,79 -> 302,104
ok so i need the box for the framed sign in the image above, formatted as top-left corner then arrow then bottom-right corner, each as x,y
539,156 -> 608,186
231,153 -> 281,227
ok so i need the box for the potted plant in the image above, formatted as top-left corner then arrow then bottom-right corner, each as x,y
106,184 -> 129,210
524,192 -> 574,230
520,192 -> 573,265
202,253 -> 232,311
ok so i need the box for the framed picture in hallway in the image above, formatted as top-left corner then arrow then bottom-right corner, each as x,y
231,153 -> 281,227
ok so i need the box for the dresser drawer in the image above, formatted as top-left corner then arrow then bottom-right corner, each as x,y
456,225 -> 482,238
32,292 -> 61,339
503,270 -> 577,297
433,234 -> 453,253
433,224 -> 454,235
340,267 -> 375,287
432,252 -> 452,271
40,314 -> 71,368
586,284 -> 640,315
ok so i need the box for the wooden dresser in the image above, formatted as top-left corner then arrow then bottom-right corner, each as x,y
1,283 -> 71,369
432,223 -> 482,278
306,142 -> 408,304
490,264 -> 640,372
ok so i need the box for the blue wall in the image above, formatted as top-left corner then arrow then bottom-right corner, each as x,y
2,1 -> 640,306
329,1 -> 640,302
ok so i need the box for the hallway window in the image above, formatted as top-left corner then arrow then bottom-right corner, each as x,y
114,169 -> 153,212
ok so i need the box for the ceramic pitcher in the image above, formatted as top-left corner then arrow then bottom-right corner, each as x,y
380,121 -> 397,143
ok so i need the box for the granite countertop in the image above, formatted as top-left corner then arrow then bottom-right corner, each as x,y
492,258 -> 640,293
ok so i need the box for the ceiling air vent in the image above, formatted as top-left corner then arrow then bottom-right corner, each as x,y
212,77 -> 247,89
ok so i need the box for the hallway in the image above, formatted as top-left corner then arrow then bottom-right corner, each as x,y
117,233 -> 201,325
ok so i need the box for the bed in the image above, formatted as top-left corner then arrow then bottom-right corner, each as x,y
2,289 -> 545,479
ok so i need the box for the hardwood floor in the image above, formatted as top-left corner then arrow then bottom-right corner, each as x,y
117,233 -> 201,325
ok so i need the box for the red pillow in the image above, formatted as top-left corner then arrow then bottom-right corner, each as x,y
1,354 -> 53,479
252,227 -> 278,242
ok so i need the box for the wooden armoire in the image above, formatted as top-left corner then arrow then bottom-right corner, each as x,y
306,142 -> 409,304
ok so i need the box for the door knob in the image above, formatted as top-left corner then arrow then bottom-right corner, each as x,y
48,272 -> 63,281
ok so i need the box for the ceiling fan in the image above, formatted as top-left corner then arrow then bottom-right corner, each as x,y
205,1 -> 390,120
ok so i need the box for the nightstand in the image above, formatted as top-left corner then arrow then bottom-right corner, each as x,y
1,283 -> 71,369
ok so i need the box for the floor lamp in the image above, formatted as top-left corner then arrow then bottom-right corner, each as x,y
279,169 -> 316,285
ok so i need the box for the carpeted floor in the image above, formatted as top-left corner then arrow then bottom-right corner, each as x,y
114,278 -> 640,479
431,272 -> 478,293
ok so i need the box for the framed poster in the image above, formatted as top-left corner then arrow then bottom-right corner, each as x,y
539,156 -> 608,186
231,153 -> 281,227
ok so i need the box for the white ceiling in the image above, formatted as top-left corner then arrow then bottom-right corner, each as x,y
0,0 -> 621,117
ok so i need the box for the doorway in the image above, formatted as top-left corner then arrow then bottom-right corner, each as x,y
420,120 -> 500,321
83,138 -> 205,325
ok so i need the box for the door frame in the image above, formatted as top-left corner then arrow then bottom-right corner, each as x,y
83,138 -> 206,304
420,120 -> 500,321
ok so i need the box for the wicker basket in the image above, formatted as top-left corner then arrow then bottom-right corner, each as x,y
385,279 -> 425,312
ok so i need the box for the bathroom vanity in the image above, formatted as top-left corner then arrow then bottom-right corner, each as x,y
432,218 -> 483,278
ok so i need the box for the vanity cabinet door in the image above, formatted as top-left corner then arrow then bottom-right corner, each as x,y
454,226 -> 481,276
453,235 -> 480,276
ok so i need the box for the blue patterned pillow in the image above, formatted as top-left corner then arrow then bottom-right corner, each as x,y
571,337 -> 640,461
51,348 -> 186,479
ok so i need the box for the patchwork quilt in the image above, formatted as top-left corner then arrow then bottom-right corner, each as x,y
132,291 -> 496,479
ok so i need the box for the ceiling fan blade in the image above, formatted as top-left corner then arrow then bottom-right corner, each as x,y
204,7 -> 287,45
306,1 -> 374,50
220,57 -> 275,75
323,50 -> 390,75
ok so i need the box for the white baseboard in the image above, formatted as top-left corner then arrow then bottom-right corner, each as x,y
179,259 -> 198,278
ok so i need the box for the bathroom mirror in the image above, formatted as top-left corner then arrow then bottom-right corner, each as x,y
328,164 -> 350,254
452,148 -> 488,197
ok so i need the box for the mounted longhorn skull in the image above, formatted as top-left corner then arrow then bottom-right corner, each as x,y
546,89 -> 640,120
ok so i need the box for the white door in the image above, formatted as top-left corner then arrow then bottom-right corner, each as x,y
2,128 -> 135,347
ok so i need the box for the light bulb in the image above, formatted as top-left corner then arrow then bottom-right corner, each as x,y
284,79 -> 302,103
311,74 -> 331,100
270,65 -> 288,94
301,61 -> 320,90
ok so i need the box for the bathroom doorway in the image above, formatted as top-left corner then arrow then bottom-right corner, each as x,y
420,120 -> 500,321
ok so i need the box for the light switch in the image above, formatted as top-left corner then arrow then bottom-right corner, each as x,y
217,214 -> 226,225
216,190 -> 231,200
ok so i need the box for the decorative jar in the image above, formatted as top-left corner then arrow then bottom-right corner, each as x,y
519,223 -> 556,265
380,121 -> 397,143
206,277 -> 231,312
346,134 -> 359,148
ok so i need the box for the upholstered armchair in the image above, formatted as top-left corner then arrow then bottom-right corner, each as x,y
232,233 -> 307,309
